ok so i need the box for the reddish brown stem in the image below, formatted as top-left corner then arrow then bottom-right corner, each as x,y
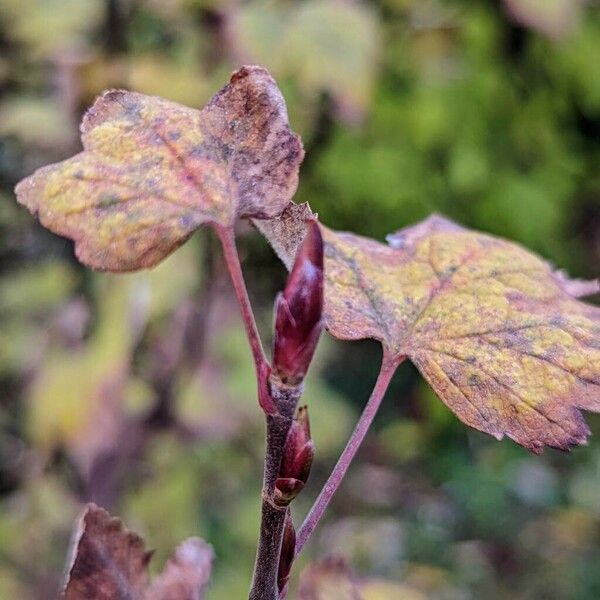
249,379 -> 304,600
214,223 -> 297,599
215,225 -> 276,414
292,353 -> 401,561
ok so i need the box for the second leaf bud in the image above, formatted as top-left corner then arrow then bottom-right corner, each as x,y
275,406 -> 315,506
277,510 -> 296,593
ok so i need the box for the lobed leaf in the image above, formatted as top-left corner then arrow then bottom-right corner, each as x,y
259,206 -> 600,452
63,504 -> 213,600
15,65 -> 303,271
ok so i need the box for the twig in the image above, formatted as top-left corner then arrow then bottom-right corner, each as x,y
249,378 -> 303,600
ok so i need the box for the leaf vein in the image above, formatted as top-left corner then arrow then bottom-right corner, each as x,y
421,347 -> 575,442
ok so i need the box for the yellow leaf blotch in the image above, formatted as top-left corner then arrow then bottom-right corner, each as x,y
15,66 -> 303,271
261,207 -> 600,453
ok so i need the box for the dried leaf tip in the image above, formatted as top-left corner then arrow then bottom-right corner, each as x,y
273,219 -> 324,385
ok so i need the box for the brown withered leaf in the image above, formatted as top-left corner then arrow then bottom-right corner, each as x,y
259,207 -> 600,452
15,65 -> 303,271
63,504 -> 214,600
145,538 -> 213,600
253,201 -> 316,270
63,504 -> 152,600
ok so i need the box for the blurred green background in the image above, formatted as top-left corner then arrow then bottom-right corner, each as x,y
0,0 -> 599,598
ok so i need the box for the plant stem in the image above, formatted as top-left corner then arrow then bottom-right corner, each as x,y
215,223 -> 300,598
293,354 -> 402,559
215,225 -> 276,414
249,378 -> 304,600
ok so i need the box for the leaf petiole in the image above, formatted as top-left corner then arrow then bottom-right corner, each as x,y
292,353 -> 402,561
214,224 -> 277,415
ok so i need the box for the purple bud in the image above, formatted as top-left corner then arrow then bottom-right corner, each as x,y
278,511 -> 296,592
272,220 -> 324,385
275,407 -> 315,507
280,406 -> 314,486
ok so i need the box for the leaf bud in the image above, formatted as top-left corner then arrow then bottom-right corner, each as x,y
274,406 -> 315,506
272,220 -> 324,385
277,511 -> 296,593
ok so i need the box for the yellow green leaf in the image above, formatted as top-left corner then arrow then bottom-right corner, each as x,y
283,0 -> 380,122
259,206 -> 600,452
15,66 -> 303,272
230,0 -> 380,122
26,277 -> 148,475
0,0 -> 103,56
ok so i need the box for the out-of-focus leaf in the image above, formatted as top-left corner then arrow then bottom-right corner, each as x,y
298,557 -> 360,600
0,97 -> 73,149
63,504 -> 152,600
286,0 -> 379,122
63,504 -> 214,600
360,580 -> 427,600
0,474 -> 79,579
503,0 -> 584,40
229,0 -> 380,122
128,238 -> 199,320
0,566 -> 26,599
228,4 -> 287,74
123,435 -> 203,564
127,55 -> 210,108
298,557 -> 426,600
15,66 -> 303,271
0,0 -> 103,56
0,261 -> 76,314
26,278 -> 150,476
301,376 -> 355,455
0,268 -> 81,374
259,207 -> 600,452
320,517 -> 404,569
554,19 -> 600,112
145,538 -> 214,600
